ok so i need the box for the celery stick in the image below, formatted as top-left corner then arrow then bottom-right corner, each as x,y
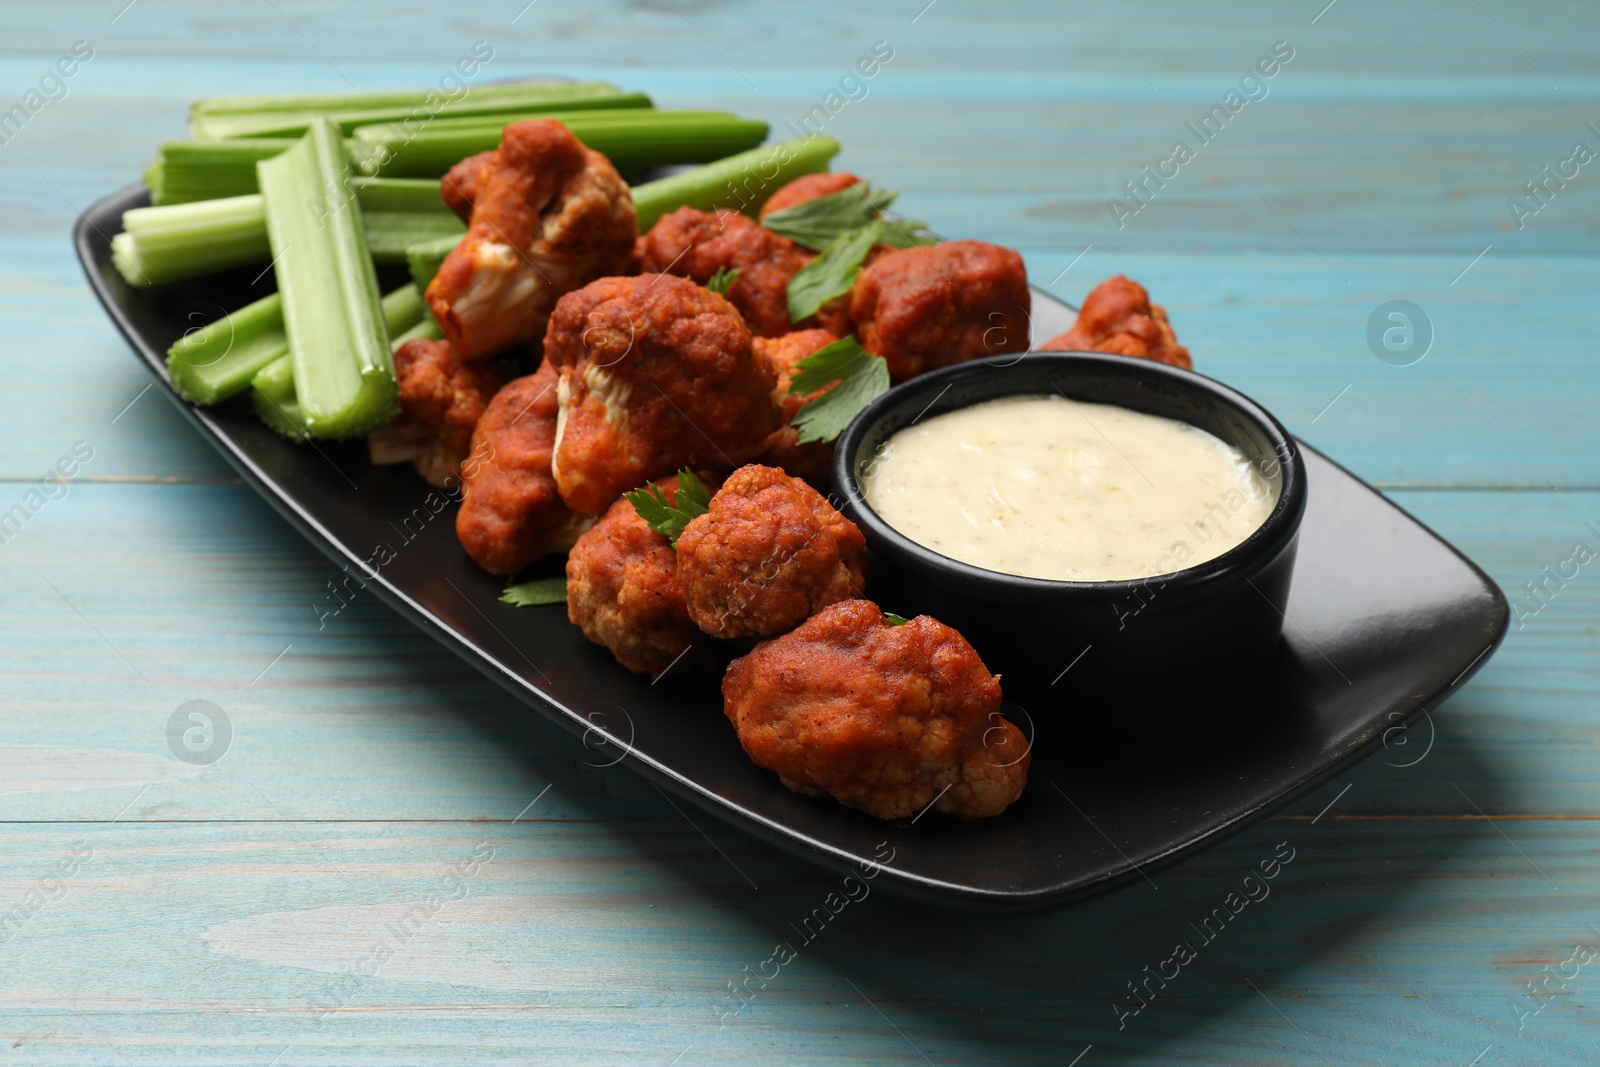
116,194 -> 270,286
357,176 -> 465,260
192,84 -> 649,140
353,110 -> 769,178
258,118 -> 395,439
632,135 -> 840,230
167,293 -> 287,405
250,292 -> 436,438
169,284 -> 423,408
147,139 -> 295,205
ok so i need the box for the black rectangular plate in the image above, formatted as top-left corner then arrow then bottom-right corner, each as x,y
75,183 -> 1508,912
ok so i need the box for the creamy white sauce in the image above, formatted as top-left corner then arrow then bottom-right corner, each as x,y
862,394 -> 1276,582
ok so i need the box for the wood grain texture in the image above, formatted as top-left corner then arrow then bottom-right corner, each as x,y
2,0 -> 1598,1062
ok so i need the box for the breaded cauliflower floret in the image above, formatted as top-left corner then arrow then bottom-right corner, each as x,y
676,464 -> 865,640
545,273 -> 780,517
566,477 -> 714,677
850,240 -> 1031,382
722,600 -> 1030,820
426,119 -> 637,360
751,328 -> 840,485
367,338 -> 504,488
456,360 -> 589,575
634,206 -> 814,337
757,171 -> 864,219
1038,274 -> 1192,369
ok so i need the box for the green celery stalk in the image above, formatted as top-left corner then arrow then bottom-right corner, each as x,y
257,117 -> 395,439
250,291 -> 436,438
169,284 -> 424,407
406,235 -> 459,294
192,84 -> 649,140
114,178 -> 460,288
355,177 -> 466,259
631,134 -> 840,230
147,139 -> 295,205
113,194 -> 269,286
350,110 -> 767,177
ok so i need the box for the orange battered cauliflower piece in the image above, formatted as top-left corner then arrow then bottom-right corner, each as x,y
676,464 -> 865,640
634,206 -> 815,337
750,328 -> 840,485
1038,275 -> 1192,369
850,240 -> 1031,382
367,338 -> 504,488
545,273 -> 780,517
456,360 -> 589,575
723,600 -> 1030,820
566,476 -> 715,677
425,119 -> 636,361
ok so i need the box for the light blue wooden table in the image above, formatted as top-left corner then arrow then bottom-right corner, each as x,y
3,1 -> 1598,1063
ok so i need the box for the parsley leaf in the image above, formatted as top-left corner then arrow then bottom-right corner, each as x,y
763,183 -> 899,250
625,468 -> 712,545
788,335 -> 891,444
883,612 -> 910,626
500,577 -> 568,607
874,216 -> 938,249
787,219 -> 882,323
705,265 -> 740,296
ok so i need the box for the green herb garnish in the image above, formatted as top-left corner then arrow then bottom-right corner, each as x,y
763,182 -> 887,249
883,612 -> 909,626
706,265 -> 740,296
787,220 -> 882,322
787,336 -> 891,444
625,468 -> 712,545
500,577 -> 569,606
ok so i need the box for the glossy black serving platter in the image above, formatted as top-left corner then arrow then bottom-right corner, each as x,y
76,183 -> 1509,911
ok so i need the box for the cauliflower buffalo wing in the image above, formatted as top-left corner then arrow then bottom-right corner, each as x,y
426,119 -> 636,361
634,206 -> 814,337
367,338 -> 503,488
850,240 -> 1031,381
566,477 -> 714,677
456,360 -> 589,575
1038,275 -> 1191,369
757,171 -> 864,219
751,328 -> 840,485
546,273 -> 780,517
676,464 -> 865,640
722,600 -> 1030,820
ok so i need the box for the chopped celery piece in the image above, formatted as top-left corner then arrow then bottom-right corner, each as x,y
147,139 -> 295,205
357,176 -> 465,259
191,83 -> 647,140
631,134 -> 840,230
257,118 -> 395,439
167,293 -> 287,405
114,194 -> 269,286
169,284 -> 423,408
350,110 -> 768,178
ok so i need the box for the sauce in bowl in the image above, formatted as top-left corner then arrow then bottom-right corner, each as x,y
861,393 -> 1276,582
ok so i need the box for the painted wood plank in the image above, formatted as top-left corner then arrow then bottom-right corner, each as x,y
0,817 -> 1594,1065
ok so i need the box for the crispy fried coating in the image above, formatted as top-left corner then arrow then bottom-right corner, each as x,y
456,360 -> 589,575
439,149 -> 494,223
426,119 -> 637,361
676,465 -> 865,640
566,477 -> 714,677
1038,275 -> 1192,369
635,206 -> 814,337
751,328 -> 840,484
723,600 -> 1030,820
758,171 -> 863,219
367,338 -> 504,488
850,240 -> 1031,382
546,273 -> 780,517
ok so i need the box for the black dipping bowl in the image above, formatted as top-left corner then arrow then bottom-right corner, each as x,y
834,352 -> 1307,735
